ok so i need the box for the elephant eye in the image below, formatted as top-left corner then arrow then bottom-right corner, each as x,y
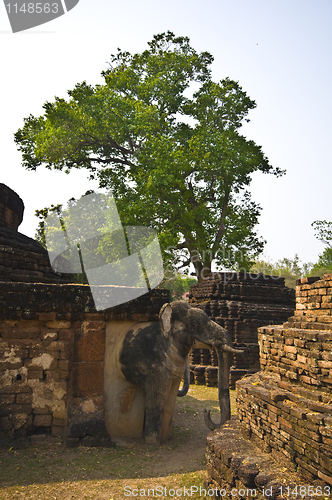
173,320 -> 186,331
178,322 -> 186,330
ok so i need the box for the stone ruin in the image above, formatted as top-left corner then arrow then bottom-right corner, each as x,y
204,275 -> 332,496
189,272 -> 295,388
2,183 -> 332,494
0,184 -> 70,284
0,184 -> 169,447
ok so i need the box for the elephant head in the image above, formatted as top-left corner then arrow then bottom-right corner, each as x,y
159,301 -> 243,430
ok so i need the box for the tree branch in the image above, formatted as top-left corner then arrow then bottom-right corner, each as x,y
176,258 -> 192,269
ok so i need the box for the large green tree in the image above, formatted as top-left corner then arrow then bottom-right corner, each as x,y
15,31 -> 283,279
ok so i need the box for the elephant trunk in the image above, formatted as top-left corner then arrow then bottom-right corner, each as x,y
204,347 -> 232,430
177,357 -> 190,397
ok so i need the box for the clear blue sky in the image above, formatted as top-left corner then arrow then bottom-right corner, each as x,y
1,0 -> 331,266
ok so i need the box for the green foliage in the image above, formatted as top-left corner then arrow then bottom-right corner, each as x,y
35,196 -> 94,284
17,32 -> 284,278
35,204 -> 63,249
251,255 -> 314,288
308,256 -> 332,277
311,220 -> 332,248
35,190 -> 160,288
308,220 -> 332,276
313,247 -> 332,271
159,272 -> 197,301
250,222 -> 332,288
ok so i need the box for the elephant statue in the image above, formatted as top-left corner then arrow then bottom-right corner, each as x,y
103,301 -> 242,444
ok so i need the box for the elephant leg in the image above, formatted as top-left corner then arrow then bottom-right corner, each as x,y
143,376 -> 173,444
161,377 -> 182,441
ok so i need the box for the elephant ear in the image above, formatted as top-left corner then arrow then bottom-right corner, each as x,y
159,303 -> 172,338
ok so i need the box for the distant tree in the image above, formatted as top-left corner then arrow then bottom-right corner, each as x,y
251,254 -> 313,288
35,189 -> 162,288
35,192 -> 97,284
310,220 -> 332,275
310,248 -> 332,273
16,32 -> 284,279
158,272 -> 197,301
35,203 -> 62,249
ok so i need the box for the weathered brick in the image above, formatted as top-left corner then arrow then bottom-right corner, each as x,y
58,360 -> 69,371
1,416 -> 13,430
16,320 -> 43,329
59,350 -> 71,360
27,371 -> 43,380
75,330 -> 105,362
72,362 -> 103,397
32,407 -> 51,415
52,417 -> 65,427
3,404 -> 32,415
45,370 -> 61,382
297,354 -> 307,364
45,320 -> 71,329
15,393 -> 32,404
41,331 -> 58,341
294,339 -> 306,348
319,455 -> 332,475
33,414 -> 52,426
317,470 -> 332,486
1,328 -> 40,339
51,425 -> 64,437
58,330 -> 74,341
318,360 -> 332,369
38,312 -> 56,321
23,359 -> 43,370
0,394 -> 15,407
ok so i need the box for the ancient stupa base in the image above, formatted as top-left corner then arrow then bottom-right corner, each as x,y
189,272 -> 295,388
204,275 -> 332,496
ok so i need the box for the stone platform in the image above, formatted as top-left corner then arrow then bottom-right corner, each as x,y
205,417 -> 331,499
204,274 -> 332,494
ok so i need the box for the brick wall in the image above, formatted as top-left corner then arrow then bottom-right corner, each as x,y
285,274 -> 332,331
0,313 -> 75,443
204,417 -> 331,499
204,274 -> 332,491
259,326 -> 332,389
236,371 -> 332,485
235,275 -> 332,484
189,272 -> 295,387
0,183 -> 170,446
0,226 -> 73,284
0,282 -> 169,446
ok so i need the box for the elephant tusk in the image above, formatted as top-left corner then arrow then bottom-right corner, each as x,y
204,347 -> 234,432
177,357 -> 190,397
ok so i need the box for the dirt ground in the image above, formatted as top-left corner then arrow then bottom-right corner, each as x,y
0,386 -> 229,500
